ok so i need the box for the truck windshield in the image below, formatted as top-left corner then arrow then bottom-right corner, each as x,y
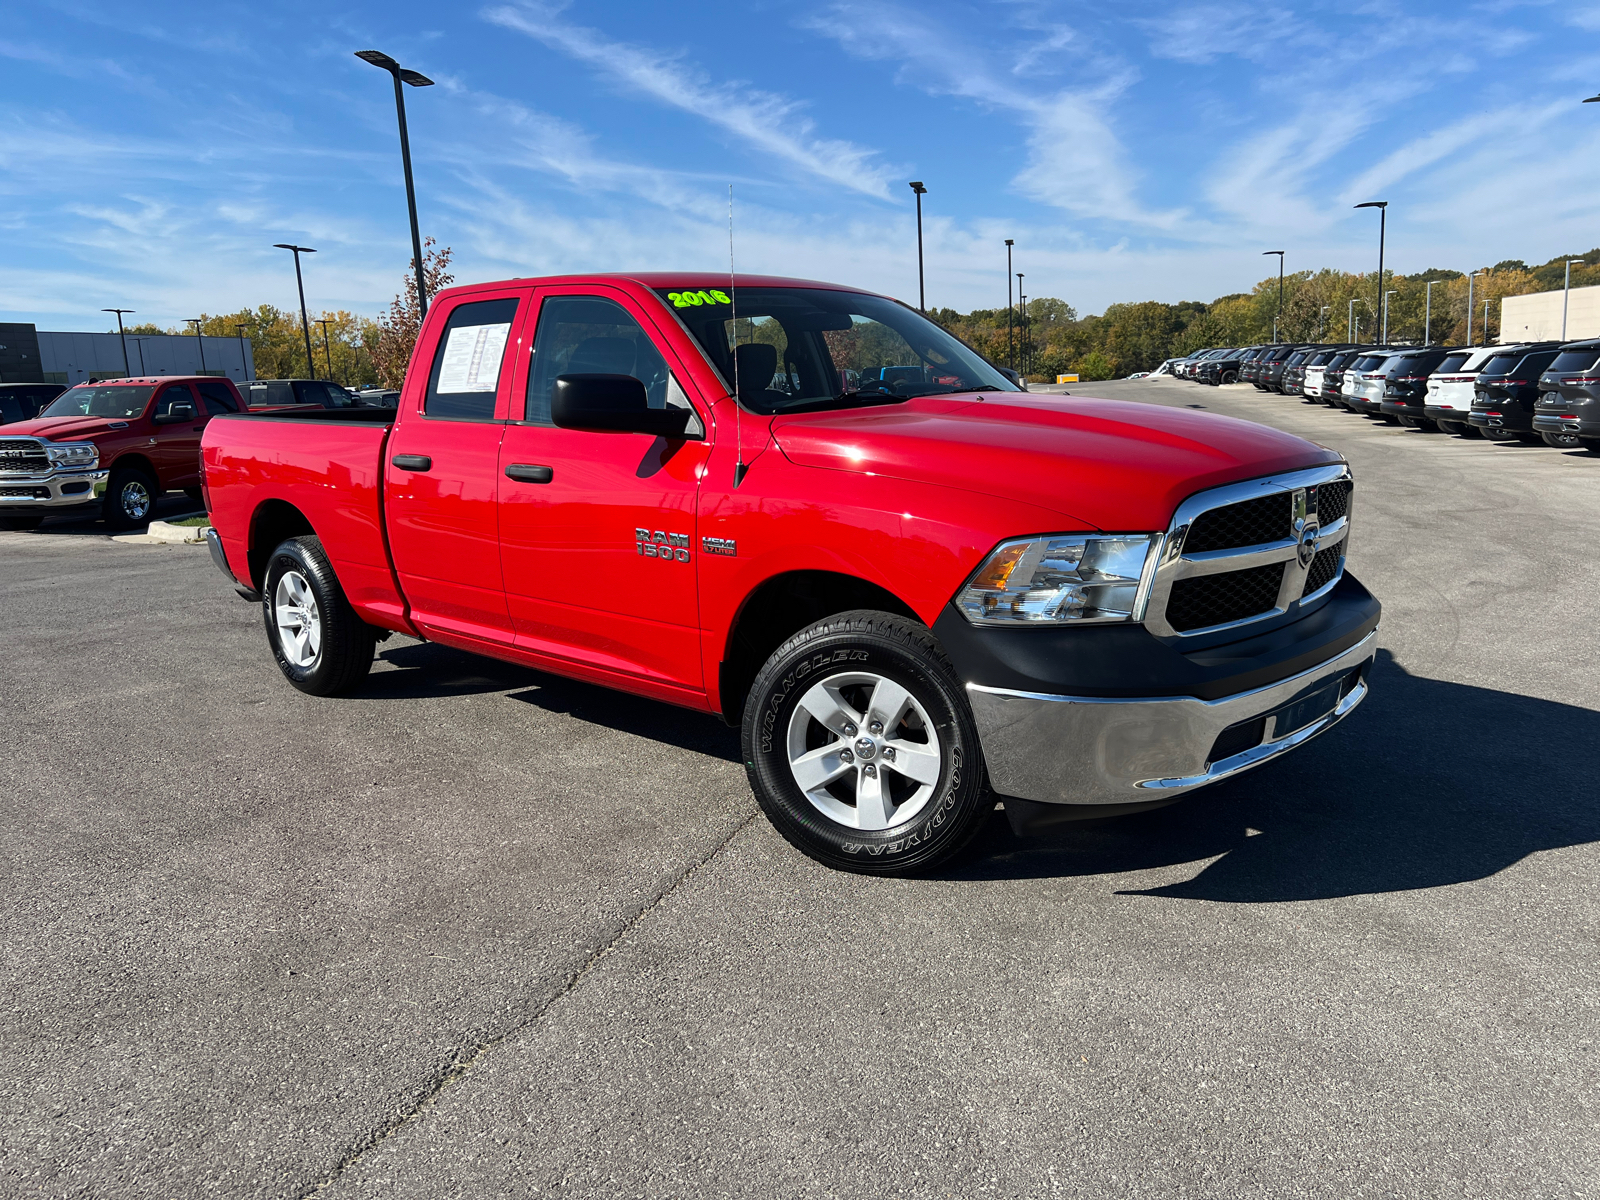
656,286 -> 1018,414
39,385 -> 154,419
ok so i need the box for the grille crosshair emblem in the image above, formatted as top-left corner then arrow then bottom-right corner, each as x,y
1297,521 -> 1320,569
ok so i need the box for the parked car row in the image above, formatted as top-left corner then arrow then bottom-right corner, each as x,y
1164,340 -> 1600,451
0,375 -> 383,528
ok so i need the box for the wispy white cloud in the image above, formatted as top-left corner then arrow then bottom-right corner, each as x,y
799,1 -> 1185,229
481,2 -> 895,198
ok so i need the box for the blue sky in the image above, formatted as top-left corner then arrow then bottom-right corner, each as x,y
4,0 -> 1599,330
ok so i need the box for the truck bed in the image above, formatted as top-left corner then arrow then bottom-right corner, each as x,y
202,410 -> 409,631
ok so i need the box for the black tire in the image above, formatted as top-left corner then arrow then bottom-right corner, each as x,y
1436,418 -> 1466,436
741,610 -> 991,876
1397,415 -> 1432,429
183,486 -> 203,503
1481,427 -> 1520,443
1540,431 -> 1580,449
103,464 -> 157,529
1221,371 -> 1238,385
262,535 -> 376,696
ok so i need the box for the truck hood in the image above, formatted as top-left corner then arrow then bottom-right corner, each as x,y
1,416 -> 135,441
770,393 -> 1339,532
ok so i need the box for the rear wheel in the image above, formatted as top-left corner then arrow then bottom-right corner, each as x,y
1481,427 -> 1521,443
742,610 -> 992,876
1436,418 -> 1468,436
263,535 -> 376,696
1541,431 -> 1581,449
103,465 -> 157,529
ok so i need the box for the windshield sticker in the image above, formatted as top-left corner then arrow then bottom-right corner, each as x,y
666,290 -> 731,309
436,322 -> 511,393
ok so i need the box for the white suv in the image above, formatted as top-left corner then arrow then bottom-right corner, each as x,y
1338,351 -> 1389,411
1423,346 -> 1503,436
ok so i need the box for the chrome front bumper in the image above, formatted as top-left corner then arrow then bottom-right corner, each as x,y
968,631 -> 1377,806
0,469 -> 108,508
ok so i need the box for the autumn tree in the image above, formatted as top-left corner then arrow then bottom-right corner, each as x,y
370,238 -> 455,388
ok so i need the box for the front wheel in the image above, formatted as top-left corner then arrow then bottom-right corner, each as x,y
742,610 -> 992,875
263,535 -> 376,695
103,465 -> 157,529
1221,371 -> 1238,385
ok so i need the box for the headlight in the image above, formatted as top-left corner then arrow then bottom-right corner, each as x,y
956,533 -> 1157,625
44,442 -> 98,468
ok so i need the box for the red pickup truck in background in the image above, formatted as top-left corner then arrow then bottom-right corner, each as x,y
1,375 -> 250,528
201,273 -> 1380,875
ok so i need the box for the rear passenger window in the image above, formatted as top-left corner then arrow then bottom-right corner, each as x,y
154,384 -> 197,417
524,296 -> 672,427
425,298 -> 519,421
195,379 -> 239,415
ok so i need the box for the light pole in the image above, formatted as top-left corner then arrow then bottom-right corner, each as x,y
130,337 -> 148,374
1263,251 -> 1285,341
186,319 -> 209,374
908,181 -> 927,314
1382,290 -> 1397,344
356,50 -> 435,318
1467,269 -> 1484,346
1355,201 -> 1388,344
1483,299 -> 1491,345
1005,239 -> 1015,373
1017,273 -> 1027,380
1348,297 -> 1358,342
102,308 -> 134,376
316,319 -> 337,381
1563,260 -> 1587,340
273,244 -> 318,377
234,323 -> 253,381
1424,280 -> 1437,345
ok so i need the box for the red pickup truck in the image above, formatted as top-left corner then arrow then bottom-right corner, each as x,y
1,375 -> 250,528
202,273 -> 1379,874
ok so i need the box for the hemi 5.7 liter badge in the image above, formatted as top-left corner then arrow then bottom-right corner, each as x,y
637,529 -> 691,562
701,537 -> 736,557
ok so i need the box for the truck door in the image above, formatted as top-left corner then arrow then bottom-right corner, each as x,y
147,382 -> 206,488
383,289 -> 529,644
497,288 -> 710,691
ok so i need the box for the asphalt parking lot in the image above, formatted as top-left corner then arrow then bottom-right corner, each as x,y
4,378 -> 1597,1199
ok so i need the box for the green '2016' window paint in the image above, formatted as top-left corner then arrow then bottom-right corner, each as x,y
665,289 -> 731,308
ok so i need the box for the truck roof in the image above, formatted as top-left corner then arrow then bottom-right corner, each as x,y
68,376 -> 233,386
433,272 -> 875,304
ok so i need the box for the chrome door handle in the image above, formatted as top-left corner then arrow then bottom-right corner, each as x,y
391,454 -> 432,472
504,463 -> 553,484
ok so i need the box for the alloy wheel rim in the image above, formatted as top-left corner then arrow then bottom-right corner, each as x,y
785,670 -> 943,832
121,480 -> 151,520
274,571 -> 322,668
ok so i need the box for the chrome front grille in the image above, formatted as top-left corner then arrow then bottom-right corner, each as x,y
0,438 -> 49,474
1141,464 -> 1354,638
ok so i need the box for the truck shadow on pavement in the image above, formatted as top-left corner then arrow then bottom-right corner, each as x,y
954,650 -> 1600,901
363,640 -> 743,763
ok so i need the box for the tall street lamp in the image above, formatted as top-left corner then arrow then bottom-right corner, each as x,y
185,319 -> 209,374
234,323 -> 254,381
273,244 -> 318,377
1263,251 -> 1285,341
1563,259 -> 1587,340
317,318 -> 337,381
1424,280 -> 1438,345
356,50 -> 435,317
908,181 -> 927,314
1483,299 -> 1492,344
102,308 -> 134,376
130,337 -> 148,374
1382,290 -> 1397,344
1005,239 -> 1015,373
1017,273 -> 1027,380
1348,297 -> 1358,342
1467,268 -> 1487,346
1355,201 -> 1388,344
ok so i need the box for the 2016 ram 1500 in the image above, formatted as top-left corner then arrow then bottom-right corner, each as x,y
201,273 -> 1380,875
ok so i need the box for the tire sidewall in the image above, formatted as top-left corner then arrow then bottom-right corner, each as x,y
104,466 -> 156,529
742,615 -> 988,874
263,539 -> 337,691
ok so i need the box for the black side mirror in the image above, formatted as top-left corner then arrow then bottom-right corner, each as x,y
152,402 -> 196,425
551,374 -> 692,437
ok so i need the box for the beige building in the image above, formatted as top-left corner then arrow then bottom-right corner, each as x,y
1500,284 -> 1600,342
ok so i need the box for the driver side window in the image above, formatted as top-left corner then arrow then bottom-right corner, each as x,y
525,296 -> 672,427
154,384 -> 196,417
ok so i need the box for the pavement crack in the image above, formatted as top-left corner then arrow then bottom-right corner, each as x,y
295,807 -> 761,1198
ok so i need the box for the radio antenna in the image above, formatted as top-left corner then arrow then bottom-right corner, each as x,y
730,183 -> 747,488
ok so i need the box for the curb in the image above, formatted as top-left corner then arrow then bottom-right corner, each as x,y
112,515 -> 210,546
